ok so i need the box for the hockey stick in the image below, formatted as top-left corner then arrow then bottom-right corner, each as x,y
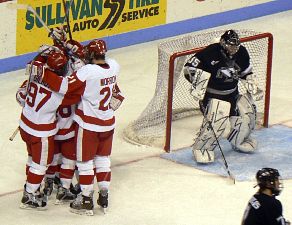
9,127 -> 19,141
199,101 -> 236,184
62,0 -> 74,41
7,3 -> 51,33
6,3 -> 77,57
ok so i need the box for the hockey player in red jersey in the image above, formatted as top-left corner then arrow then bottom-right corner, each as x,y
33,39 -> 124,215
17,50 -> 70,209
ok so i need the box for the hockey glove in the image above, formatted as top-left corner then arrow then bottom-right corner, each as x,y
65,40 -> 85,60
27,61 -> 47,83
110,94 -> 125,111
110,85 -> 125,111
16,80 -> 28,107
50,26 -> 67,42
38,45 -> 62,56
190,86 -> 205,101
70,58 -> 85,72
245,75 -> 263,101
189,70 -> 210,101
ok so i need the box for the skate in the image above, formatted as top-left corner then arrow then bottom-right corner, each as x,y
55,186 -> 76,205
97,189 -> 108,214
70,183 -> 81,196
20,190 -> 47,210
69,193 -> 94,216
54,176 -> 61,190
43,177 -> 54,197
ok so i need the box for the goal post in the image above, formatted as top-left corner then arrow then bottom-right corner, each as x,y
123,30 -> 273,152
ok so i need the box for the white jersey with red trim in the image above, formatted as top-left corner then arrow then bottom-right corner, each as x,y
73,58 -> 120,132
55,104 -> 76,140
19,64 -> 64,137
42,58 -> 120,132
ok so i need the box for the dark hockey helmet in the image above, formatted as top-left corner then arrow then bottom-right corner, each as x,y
220,30 -> 240,55
256,168 -> 283,196
85,39 -> 107,62
47,51 -> 68,76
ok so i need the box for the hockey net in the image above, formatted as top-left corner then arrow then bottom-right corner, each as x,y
123,30 -> 273,151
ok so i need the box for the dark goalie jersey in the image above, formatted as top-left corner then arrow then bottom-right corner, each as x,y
242,193 -> 287,225
185,43 -> 252,91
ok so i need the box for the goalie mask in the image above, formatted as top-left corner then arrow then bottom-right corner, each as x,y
220,30 -> 241,56
47,51 -> 68,76
256,168 -> 283,196
85,39 -> 107,62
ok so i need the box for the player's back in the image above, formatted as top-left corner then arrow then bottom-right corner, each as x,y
242,193 -> 283,225
74,58 -> 120,132
20,77 -> 64,137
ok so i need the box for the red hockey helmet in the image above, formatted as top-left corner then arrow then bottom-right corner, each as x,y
85,39 -> 107,61
47,51 -> 68,75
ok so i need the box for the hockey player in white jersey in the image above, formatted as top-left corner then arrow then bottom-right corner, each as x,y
184,30 -> 263,163
39,28 -> 86,203
33,39 -> 124,215
17,50 -> 71,209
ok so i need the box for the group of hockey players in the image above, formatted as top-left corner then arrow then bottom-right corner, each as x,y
15,26 -> 124,215
14,24 -> 290,223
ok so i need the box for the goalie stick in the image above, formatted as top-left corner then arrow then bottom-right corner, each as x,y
199,101 -> 236,184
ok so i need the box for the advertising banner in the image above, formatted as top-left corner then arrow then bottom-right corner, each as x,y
16,0 -> 166,55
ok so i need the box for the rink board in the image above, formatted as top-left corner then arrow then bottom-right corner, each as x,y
161,125 -> 292,181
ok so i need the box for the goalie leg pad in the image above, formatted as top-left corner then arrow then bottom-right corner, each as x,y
236,94 -> 256,130
193,99 -> 230,163
227,94 -> 257,153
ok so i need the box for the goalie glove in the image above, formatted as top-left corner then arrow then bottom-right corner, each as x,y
245,75 -> 264,101
110,85 -> 125,111
16,80 -> 28,107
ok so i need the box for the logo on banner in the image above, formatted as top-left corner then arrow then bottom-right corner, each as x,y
16,0 -> 166,55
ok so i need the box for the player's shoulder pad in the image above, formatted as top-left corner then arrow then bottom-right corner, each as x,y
75,64 -> 95,82
196,43 -> 220,58
106,58 -> 120,71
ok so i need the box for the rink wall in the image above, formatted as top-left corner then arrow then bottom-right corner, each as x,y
0,0 -> 291,74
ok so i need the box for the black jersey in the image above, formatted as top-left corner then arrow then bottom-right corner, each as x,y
186,43 -> 251,91
242,193 -> 287,225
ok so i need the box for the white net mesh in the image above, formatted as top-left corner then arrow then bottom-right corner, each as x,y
123,30 -> 272,148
